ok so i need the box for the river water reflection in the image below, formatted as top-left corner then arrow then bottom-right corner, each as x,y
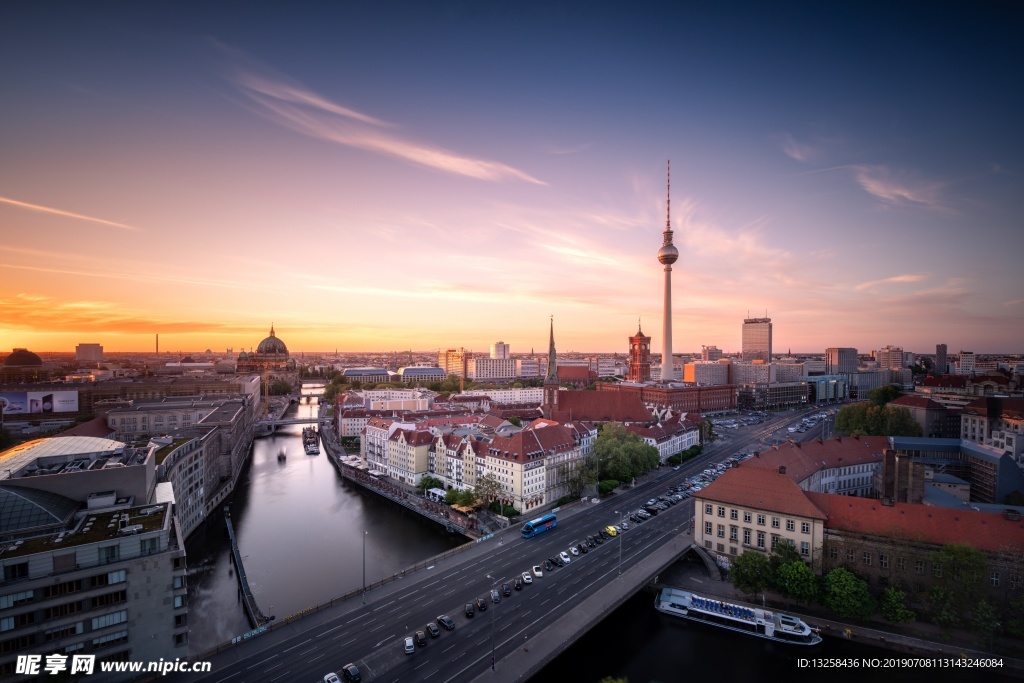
185,387 -> 466,653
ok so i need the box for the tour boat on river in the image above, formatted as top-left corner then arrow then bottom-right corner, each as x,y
302,427 -> 320,455
655,587 -> 821,645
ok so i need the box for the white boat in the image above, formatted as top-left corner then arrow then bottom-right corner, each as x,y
654,587 -> 821,645
302,427 -> 320,455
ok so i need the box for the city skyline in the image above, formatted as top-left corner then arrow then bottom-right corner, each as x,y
2,3 -> 1023,355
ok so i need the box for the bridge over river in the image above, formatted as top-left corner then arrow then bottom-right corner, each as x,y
164,473 -> 701,683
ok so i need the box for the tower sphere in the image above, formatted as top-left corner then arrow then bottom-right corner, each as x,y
657,244 -> 679,265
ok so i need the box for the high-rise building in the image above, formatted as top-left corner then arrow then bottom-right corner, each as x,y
490,341 -> 510,360
701,345 -> 723,361
438,348 -> 470,377
876,345 -> 904,371
658,162 -> 679,382
75,343 -> 104,363
627,325 -> 652,382
825,347 -> 858,374
936,344 -> 948,373
958,350 -> 976,375
741,318 -> 772,362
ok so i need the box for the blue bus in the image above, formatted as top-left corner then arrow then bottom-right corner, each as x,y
521,513 -> 557,539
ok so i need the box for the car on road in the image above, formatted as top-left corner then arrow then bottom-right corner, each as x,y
404,636 -> 415,654
586,535 -> 596,547
646,499 -> 658,506
415,630 -> 427,647
605,526 -> 618,537
465,603 -> 475,618
502,583 -> 512,596
425,623 -> 440,638
559,551 -> 572,564
325,674 -> 341,683
528,568 -> 540,580
545,559 -> 555,571
437,614 -> 455,630
491,589 -> 501,603
514,576 -> 523,590
475,597 -> 487,611
341,663 -> 361,682
620,522 -> 630,530
570,545 -> 580,556
551,555 -> 565,567
578,543 -> 588,554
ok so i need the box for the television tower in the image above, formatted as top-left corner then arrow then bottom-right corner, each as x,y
658,161 -> 679,383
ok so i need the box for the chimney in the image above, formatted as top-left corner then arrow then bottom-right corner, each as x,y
778,465 -> 787,475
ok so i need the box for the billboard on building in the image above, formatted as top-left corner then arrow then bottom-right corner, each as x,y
0,390 -> 79,415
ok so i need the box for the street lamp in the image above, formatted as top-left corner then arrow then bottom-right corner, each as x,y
485,574 -> 499,671
362,530 -> 368,604
613,510 -> 626,578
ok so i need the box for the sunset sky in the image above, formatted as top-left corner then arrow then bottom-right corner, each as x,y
2,2 -> 1022,356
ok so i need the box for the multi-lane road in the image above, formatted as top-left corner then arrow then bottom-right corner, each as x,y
179,407 -> 828,683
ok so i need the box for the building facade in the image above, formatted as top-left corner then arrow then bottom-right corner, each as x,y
627,326 -> 652,383
825,347 -> 858,375
741,317 -> 772,362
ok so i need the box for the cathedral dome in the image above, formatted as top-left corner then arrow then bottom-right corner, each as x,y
256,325 -> 288,356
4,348 -> 43,367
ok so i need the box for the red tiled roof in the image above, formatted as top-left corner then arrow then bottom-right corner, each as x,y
557,366 -> 594,380
962,397 -> 1024,421
697,467 -> 827,519
488,422 -> 576,463
807,493 -> 1024,553
549,391 -> 651,423
744,435 -> 888,482
890,395 -> 947,411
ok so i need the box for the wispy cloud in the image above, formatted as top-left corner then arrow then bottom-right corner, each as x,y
852,165 -> 945,209
0,196 -> 142,231
778,133 -> 819,163
228,68 -> 545,185
854,274 -> 928,292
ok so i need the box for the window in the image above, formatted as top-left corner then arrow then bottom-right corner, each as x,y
173,595 -> 186,609
756,531 -> 765,549
97,545 -> 119,564
897,557 -> 906,571
743,512 -> 751,523
90,610 -> 127,630
2,564 -> 27,582
0,591 -> 33,611
730,546 -> 738,555
771,517 -> 780,529
173,576 -> 185,590
704,521 -> 712,535
705,504 -> 713,515
879,554 -> 888,569
718,506 -> 726,517
992,572 -> 1000,587
801,522 -> 810,534
786,519 -> 795,532
729,526 -> 738,542
829,546 -> 838,560
717,524 -> 725,538
933,563 -> 942,578
757,514 -> 765,526
915,560 -> 925,575
847,549 -> 855,562
140,538 -> 159,555
717,543 -> 725,552
800,541 -> 810,557
730,509 -> 738,520
771,535 -> 779,550
743,529 -> 751,545
863,552 -> 872,566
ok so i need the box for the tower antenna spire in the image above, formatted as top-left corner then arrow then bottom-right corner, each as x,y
666,159 -> 671,229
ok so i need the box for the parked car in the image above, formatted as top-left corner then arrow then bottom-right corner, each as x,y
465,603 -> 474,618
325,674 -> 341,683
341,663 -> 361,682
475,597 -> 487,611
437,614 -> 455,630
514,576 -> 523,590
545,559 -> 555,571
525,570 -> 536,582
570,546 -> 580,556
425,623 -> 440,638
502,583 -> 512,596
415,630 -> 427,647
491,589 -> 502,603
579,543 -> 588,554
559,551 -> 572,564
404,636 -> 415,654
593,533 -> 604,544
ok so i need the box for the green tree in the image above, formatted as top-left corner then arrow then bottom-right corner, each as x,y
775,561 -> 818,604
455,489 -> 478,507
834,401 -> 921,437
595,422 -> 659,482
973,599 -> 1000,649
730,551 -> 773,597
560,453 -> 598,498
823,567 -> 875,620
473,473 -> 502,509
880,587 -> 916,624
868,384 -> 903,406
506,416 -> 522,427
930,544 -> 988,619
929,586 -> 960,630
769,540 -> 802,576
444,489 -> 461,506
